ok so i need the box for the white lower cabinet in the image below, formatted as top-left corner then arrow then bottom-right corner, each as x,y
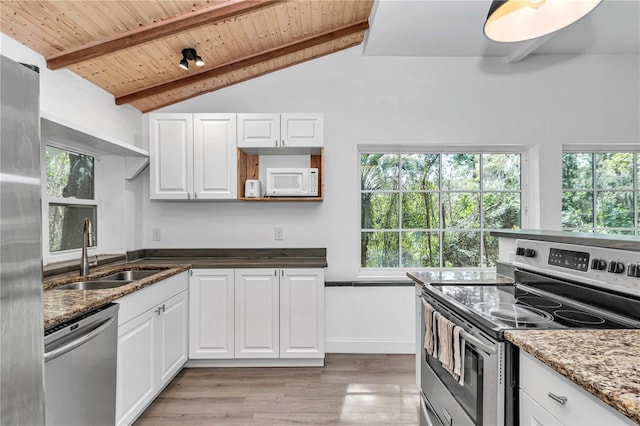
234,269 -> 280,358
519,351 -> 635,426
189,269 -> 235,358
115,272 -> 188,426
189,268 -> 325,364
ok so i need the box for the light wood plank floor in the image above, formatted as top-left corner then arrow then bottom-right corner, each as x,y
135,354 -> 420,425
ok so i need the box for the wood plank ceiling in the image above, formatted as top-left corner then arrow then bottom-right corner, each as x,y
1,0 -> 374,112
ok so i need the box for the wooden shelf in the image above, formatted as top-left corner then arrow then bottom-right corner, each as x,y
237,148 -> 324,201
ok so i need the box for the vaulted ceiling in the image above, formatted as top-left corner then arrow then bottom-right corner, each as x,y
2,1 -> 637,113
1,0 -> 374,112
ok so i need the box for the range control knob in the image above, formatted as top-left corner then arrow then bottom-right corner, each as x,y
628,264 -> 640,278
516,247 -> 525,256
524,248 -> 536,258
608,261 -> 625,274
591,258 -> 607,271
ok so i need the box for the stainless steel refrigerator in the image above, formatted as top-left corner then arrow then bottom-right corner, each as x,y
0,54 -> 45,425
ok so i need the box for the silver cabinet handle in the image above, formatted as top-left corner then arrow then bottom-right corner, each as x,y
155,304 -> 166,315
187,193 -> 191,199
548,392 -> 568,405
275,140 -> 278,147
281,139 -> 285,146
274,269 -> 277,276
194,192 -> 198,199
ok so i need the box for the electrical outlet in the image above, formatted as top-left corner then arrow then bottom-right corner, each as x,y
152,228 -> 161,241
274,227 -> 284,241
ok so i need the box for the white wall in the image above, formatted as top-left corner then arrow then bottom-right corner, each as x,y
148,47 -> 639,281
1,34 -> 144,261
145,47 -> 638,352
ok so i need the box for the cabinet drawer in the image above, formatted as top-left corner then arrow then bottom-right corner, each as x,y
115,272 -> 188,326
519,352 -> 634,425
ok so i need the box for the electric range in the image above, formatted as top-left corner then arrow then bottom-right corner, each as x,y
418,239 -> 640,426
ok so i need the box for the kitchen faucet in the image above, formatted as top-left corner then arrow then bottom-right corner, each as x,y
80,218 -> 96,276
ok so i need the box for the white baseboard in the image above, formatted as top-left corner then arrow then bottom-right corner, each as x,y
185,358 -> 324,368
325,338 -> 415,354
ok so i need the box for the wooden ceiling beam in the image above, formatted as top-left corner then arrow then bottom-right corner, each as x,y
46,0 -> 282,70
116,20 -> 370,106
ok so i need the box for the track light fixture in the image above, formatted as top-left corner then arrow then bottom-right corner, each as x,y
179,48 -> 204,70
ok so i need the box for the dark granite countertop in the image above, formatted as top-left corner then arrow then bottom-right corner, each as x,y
407,270 -> 513,286
491,229 -> 640,252
43,248 -> 328,330
505,330 -> 640,424
43,264 -> 189,329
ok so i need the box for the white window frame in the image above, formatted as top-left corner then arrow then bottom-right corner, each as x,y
42,142 -> 101,265
357,145 -> 527,278
561,145 -> 639,236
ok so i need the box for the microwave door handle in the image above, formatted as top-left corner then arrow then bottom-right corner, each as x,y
422,299 -> 496,355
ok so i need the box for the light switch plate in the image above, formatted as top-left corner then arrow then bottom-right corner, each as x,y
274,227 -> 283,241
152,228 -> 161,241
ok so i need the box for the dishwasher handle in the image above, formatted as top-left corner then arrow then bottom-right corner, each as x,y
44,316 -> 115,362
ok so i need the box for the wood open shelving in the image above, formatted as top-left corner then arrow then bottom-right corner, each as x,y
237,148 -> 324,201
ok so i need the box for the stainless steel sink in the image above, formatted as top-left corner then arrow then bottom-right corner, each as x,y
99,270 -> 160,281
55,280 -> 133,291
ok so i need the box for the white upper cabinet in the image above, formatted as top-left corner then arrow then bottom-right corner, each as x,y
236,113 -> 280,148
149,114 -> 193,199
193,114 -> 237,199
280,113 -> 324,148
237,113 -> 323,149
149,113 -> 237,200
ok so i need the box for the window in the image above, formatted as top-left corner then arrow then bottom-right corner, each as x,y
360,152 -> 521,269
562,151 -> 639,235
45,145 -> 97,253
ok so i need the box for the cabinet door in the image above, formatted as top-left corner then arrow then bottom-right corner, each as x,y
156,291 -> 188,388
280,113 -> 323,148
237,113 -> 280,148
189,270 -> 235,359
149,113 -> 193,199
234,269 -> 280,358
279,268 -> 325,358
520,390 -> 564,426
193,114 -> 237,199
116,310 -> 155,426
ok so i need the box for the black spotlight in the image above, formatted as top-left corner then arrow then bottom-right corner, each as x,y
179,48 -> 204,70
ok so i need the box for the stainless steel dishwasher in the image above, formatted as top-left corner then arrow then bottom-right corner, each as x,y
44,303 -> 119,426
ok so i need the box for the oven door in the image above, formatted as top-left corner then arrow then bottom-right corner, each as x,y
420,295 -> 504,426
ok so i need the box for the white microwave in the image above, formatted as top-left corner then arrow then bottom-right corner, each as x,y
265,168 -> 318,197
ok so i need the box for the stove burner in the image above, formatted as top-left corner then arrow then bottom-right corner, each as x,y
516,296 -> 562,309
554,310 -> 606,325
473,302 -> 553,324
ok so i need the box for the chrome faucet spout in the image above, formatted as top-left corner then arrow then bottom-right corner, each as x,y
80,218 -> 93,276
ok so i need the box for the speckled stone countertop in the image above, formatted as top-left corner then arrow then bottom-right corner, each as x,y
43,264 -> 189,330
505,329 -> 640,424
407,270 -> 513,286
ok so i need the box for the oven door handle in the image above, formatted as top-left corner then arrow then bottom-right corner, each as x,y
459,329 -> 496,355
423,299 -> 496,355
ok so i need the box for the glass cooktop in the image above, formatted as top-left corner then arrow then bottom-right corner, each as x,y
427,283 -> 637,331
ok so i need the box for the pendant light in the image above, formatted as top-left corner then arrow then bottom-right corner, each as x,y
483,0 -> 603,43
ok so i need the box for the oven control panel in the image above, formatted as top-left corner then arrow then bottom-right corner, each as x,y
513,239 -> 640,296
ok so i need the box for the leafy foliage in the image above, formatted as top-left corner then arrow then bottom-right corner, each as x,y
46,146 -> 96,252
361,152 -> 521,268
562,152 -> 638,234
